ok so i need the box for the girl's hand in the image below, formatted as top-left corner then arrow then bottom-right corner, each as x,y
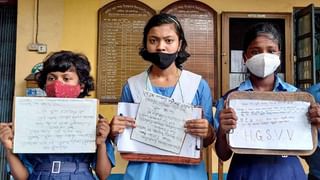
308,103 -> 320,128
0,123 -> 13,150
184,118 -> 210,138
110,115 -> 136,138
96,119 -> 110,145
219,107 -> 237,134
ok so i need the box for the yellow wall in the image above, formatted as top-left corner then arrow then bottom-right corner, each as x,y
15,0 -> 320,176
16,0 -> 320,96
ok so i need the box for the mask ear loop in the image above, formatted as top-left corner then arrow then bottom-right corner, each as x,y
242,54 -> 251,77
243,52 -> 249,64
80,83 -> 85,93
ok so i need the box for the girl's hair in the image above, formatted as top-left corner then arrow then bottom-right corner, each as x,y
37,50 -> 94,97
243,23 -> 282,52
139,13 -> 190,68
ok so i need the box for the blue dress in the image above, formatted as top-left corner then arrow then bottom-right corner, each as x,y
215,75 -> 307,180
120,79 -> 213,180
17,139 -> 115,180
306,84 -> 320,179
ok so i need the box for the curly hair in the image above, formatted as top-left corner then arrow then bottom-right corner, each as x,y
37,50 -> 94,98
139,13 -> 190,68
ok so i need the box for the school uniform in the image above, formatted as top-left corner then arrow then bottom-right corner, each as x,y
215,75 -> 307,180
17,139 -> 115,180
120,69 -> 213,180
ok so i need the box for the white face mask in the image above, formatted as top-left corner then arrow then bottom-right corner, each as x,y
245,53 -> 280,78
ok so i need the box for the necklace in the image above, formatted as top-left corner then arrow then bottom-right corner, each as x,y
145,67 -> 184,103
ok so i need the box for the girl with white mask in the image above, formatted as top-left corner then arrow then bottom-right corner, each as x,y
243,23 -> 282,85
214,23 -> 320,180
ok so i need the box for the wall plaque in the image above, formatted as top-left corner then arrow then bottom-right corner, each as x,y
97,0 -> 155,103
161,0 -> 218,99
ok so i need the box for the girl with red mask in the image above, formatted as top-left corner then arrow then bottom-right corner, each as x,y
0,51 -> 114,180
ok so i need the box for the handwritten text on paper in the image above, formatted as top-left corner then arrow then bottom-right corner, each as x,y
131,91 -> 193,154
13,97 -> 97,153
229,99 -> 313,150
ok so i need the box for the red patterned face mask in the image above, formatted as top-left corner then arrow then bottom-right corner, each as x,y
45,80 -> 81,98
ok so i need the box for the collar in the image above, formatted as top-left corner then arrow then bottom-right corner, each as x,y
238,75 -> 297,92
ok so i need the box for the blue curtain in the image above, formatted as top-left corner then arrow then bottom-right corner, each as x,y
0,4 -> 17,180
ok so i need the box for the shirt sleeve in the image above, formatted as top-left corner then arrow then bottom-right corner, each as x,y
106,139 -> 116,167
214,97 -> 224,129
92,139 -> 116,168
307,84 -> 320,103
195,79 -> 213,125
120,82 -> 134,103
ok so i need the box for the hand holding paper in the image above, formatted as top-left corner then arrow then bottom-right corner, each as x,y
110,114 -> 136,139
308,103 -> 320,128
184,119 -> 210,138
218,107 -> 238,135
96,117 -> 110,146
0,123 -> 13,150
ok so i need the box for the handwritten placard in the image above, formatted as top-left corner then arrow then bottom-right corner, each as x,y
131,91 -> 193,154
229,99 -> 313,150
13,97 -> 98,153
116,102 -> 202,160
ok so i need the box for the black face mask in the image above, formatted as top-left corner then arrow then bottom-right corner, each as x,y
141,51 -> 177,70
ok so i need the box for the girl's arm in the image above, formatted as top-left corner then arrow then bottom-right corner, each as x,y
203,124 -> 215,147
184,119 -> 215,147
215,107 -> 237,161
0,123 -> 29,179
186,79 -> 215,147
215,126 -> 233,161
96,143 -> 111,179
95,119 -> 112,179
6,150 -> 29,180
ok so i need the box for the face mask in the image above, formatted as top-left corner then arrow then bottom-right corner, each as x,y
141,51 -> 177,70
245,53 -> 280,78
45,80 -> 81,98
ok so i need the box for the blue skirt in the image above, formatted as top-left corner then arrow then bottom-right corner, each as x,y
28,172 -> 95,180
304,147 -> 320,179
227,154 -> 307,180
28,162 -> 95,180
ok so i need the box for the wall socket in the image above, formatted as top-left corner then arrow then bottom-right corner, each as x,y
37,44 -> 47,53
27,43 -> 47,53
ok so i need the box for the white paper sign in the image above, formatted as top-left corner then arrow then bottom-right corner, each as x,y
229,99 -> 313,150
13,97 -> 97,153
116,102 -> 201,158
131,91 -> 193,154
